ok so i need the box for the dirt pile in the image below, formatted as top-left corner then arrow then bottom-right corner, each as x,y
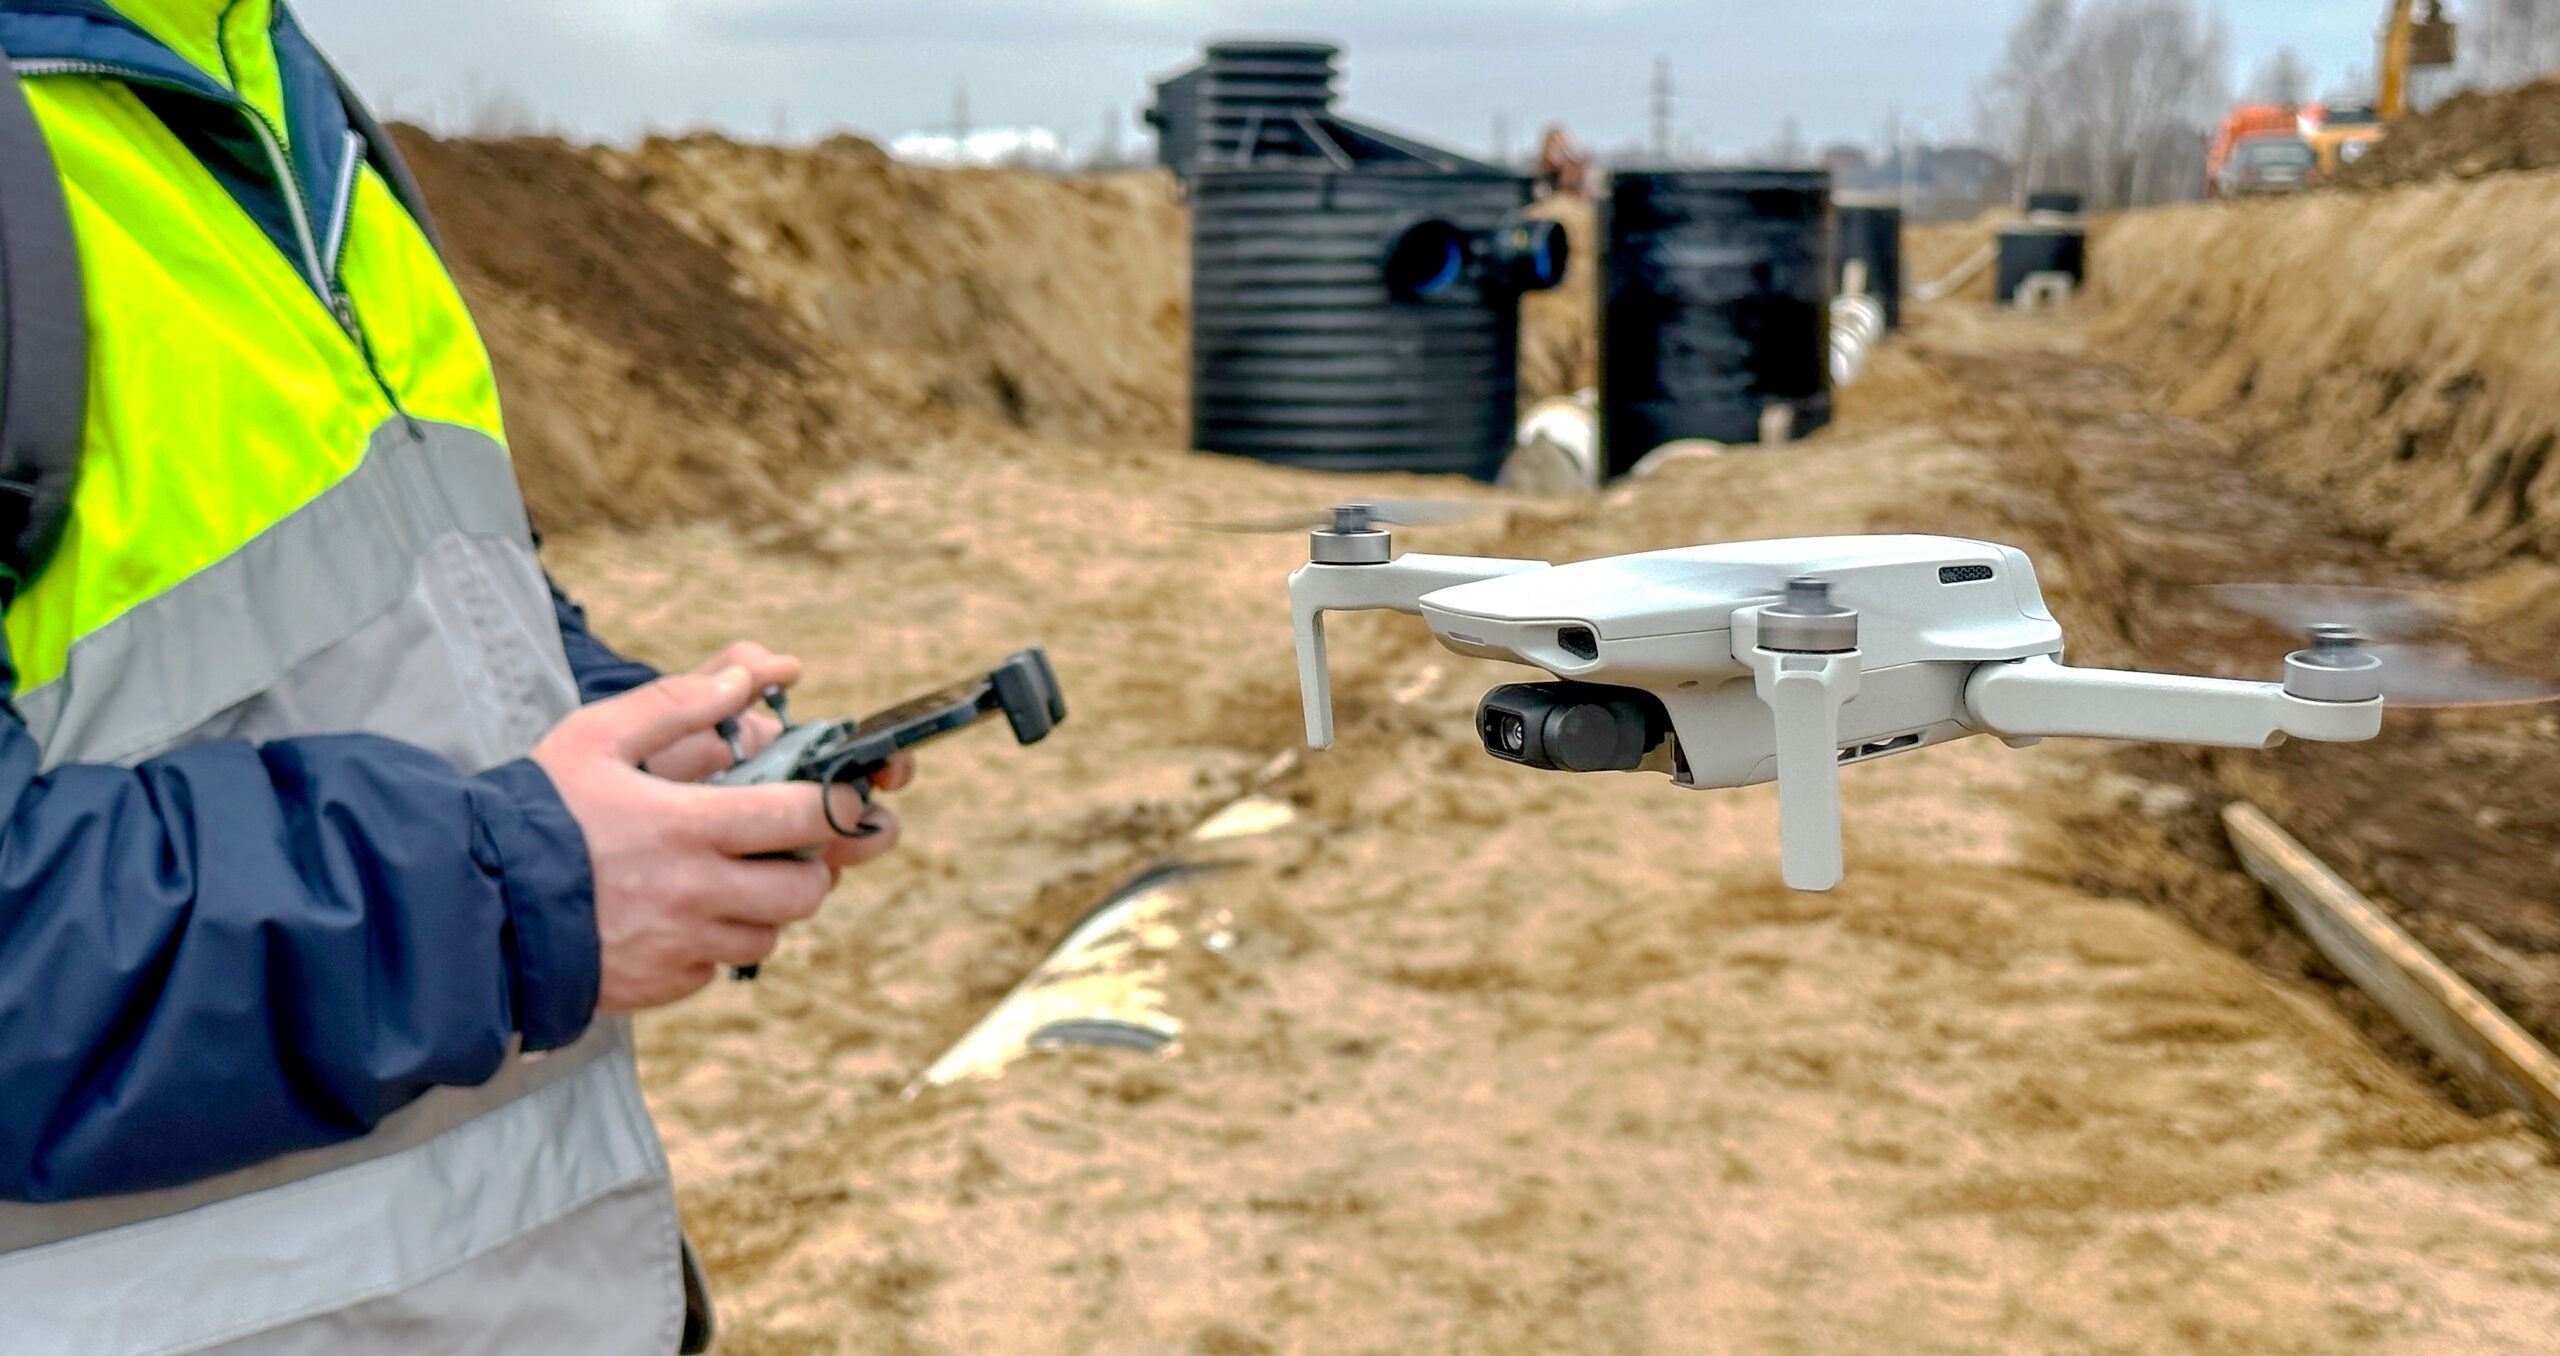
2009,170 -> 2560,1093
2333,76 -> 2560,189
606,136 -> 1188,450
2085,173 -> 2560,584
395,128 -> 1189,536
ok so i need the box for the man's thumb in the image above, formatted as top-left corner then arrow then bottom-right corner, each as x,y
601,666 -> 755,765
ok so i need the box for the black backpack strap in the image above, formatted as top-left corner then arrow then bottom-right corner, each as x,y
0,38 -> 86,606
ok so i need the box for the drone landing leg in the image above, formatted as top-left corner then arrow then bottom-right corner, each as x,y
1753,651 -> 1862,893
1289,554 -> 1549,749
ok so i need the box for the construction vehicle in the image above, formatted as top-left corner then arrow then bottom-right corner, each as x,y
2217,134 -> 2322,196
2256,3 -> 2455,183
2207,105 -> 2300,197
2381,0 -> 2458,122
2302,102 -> 2385,176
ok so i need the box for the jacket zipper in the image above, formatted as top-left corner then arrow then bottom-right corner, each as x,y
15,57 -> 419,428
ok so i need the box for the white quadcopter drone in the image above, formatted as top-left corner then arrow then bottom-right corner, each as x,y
1278,504 -> 2404,893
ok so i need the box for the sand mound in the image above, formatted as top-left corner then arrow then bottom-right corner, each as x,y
2084,174 -> 2560,575
2333,76 -> 2560,189
395,128 -> 1188,536
604,136 -> 1188,451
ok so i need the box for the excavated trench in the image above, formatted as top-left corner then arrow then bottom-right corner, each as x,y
431,123 -> 2560,1350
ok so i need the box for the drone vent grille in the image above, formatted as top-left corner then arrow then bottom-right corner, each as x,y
1939,565 -> 1996,585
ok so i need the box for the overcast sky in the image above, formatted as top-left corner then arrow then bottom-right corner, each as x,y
294,1 -> 2382,158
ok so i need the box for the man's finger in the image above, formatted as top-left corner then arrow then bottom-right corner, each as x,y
707,856 -> 835,928
703,922 -> 786,970
680,781 -> 875,858
692,643 -> 802,692
871,753 -> 919,794
819,806 -> 901,871
590,667 -> 759,765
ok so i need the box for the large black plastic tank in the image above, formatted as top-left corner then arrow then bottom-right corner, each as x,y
1147,42 -> 1339,181
1162,39 -> 1567,479
1833,197 -> 1904,330
1995,223 -> 2087,302
1192,169 -> 1558,477
1601,169 -> 1834,476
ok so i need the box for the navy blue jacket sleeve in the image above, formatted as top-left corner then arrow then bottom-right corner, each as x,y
0,673 -> 601,1203
550,576 -> 658,704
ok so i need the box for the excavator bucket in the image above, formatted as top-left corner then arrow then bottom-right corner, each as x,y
2412,2 -> 2458,68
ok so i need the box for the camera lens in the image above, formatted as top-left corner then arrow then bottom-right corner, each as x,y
1478,682 -> 1670,774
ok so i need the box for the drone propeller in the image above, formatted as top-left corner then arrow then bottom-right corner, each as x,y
1197,498 -> 1492,536
2202,584 -> 2560,709
2201,583 -> 2453,643
2356,642 -> 2560,709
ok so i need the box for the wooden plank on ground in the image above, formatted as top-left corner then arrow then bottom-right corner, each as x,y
2225,801 -> 2560,1140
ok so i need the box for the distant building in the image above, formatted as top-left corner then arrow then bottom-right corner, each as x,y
1835,144 -> 2015,221
1818,142 -> 1872,182
891,127 -> 1071,171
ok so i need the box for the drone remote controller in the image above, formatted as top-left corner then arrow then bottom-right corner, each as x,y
709,647 -> 1067,977
1287,507 -> 2385,892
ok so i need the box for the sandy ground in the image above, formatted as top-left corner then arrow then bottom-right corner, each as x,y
547,304 -> 2560,1353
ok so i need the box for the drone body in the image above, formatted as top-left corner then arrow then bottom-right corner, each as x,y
1289,513 -> 2386,892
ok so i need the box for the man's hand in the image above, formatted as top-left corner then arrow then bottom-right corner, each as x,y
639,642 -> 797,784
532,660 -> 908,1011
639,644 -> 921,811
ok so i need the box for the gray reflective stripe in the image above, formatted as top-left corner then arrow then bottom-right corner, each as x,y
19,419 -> 574,771
161,527 -> 578,772
0,1024 -> 619,1252
0,1038 -> 672,1356
203,1173 -> 683,1356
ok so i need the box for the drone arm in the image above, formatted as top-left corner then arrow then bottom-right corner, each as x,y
1964,656 -> 2382,748
1290,554 -> 1548,748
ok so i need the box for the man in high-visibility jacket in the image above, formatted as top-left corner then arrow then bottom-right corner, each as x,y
0,3 -> 911,1351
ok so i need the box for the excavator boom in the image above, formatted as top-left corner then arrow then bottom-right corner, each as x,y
2381,0 -> 2459,122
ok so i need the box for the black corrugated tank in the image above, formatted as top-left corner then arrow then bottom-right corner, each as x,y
1601,169 -> 1835,476
1995,223 -> 2087,302
1147,42 -> 1339,182
1191,169 -> 1544,477
1834,198 -> 1904,330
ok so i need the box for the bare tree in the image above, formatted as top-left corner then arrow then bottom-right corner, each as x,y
2247,47 -> 2316,105
1980,0 -> 2227,209
2059,0 -> 2228,208
2463,0 -> 2560,88
1975,0 -> 2077,201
